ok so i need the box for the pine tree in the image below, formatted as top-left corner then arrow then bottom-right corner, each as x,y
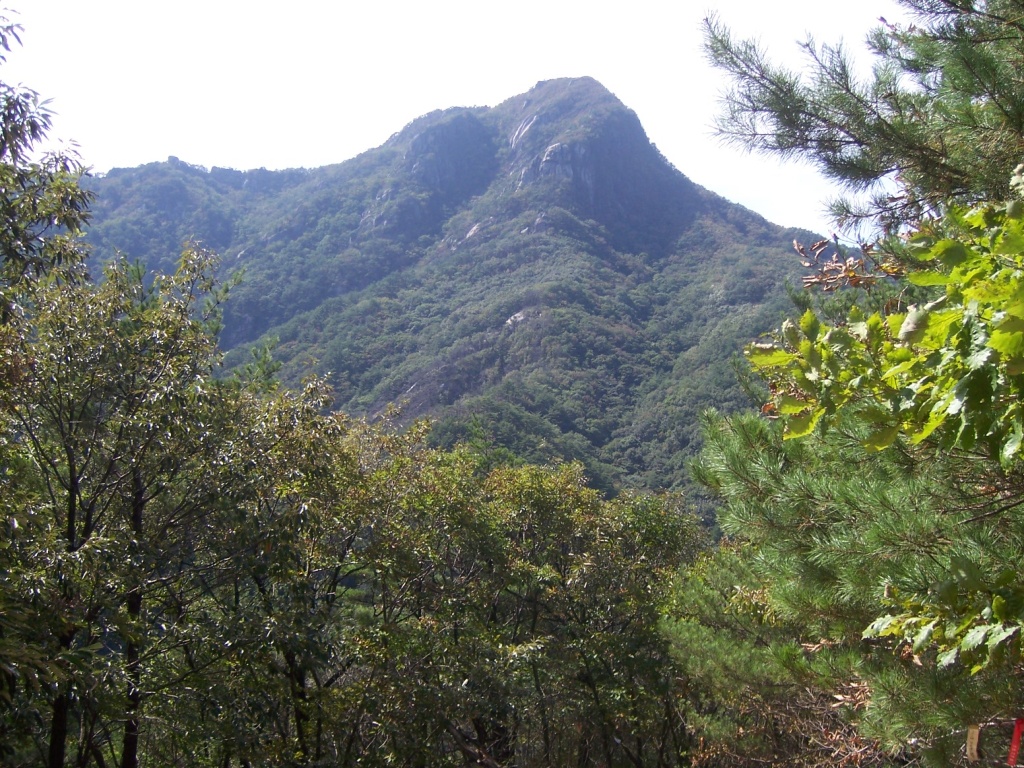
705,0 -> 1024,233
694,3 -> 1024,761
690,410 -> 1024,763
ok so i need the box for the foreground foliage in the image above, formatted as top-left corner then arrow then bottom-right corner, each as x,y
0,237 -> 710,768
0,29 -> 716,765
1,245 -> 705,767
683,2 -> 1024,764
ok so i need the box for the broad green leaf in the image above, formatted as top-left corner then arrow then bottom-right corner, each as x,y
995,568 -> 1019,588
799,309 -> 821,342
992,594 -> 1009,623
886,313 -> 907,337
937,647 -> 959,668
799,338 -> 822,368
951,557 -> 987,592
778,395 -> 810,415
931,239 -> 969,267
784,408 -> 824,439
986,623 -> 1018,651
987,328 -> 1024,359
911,407 -> 947,444
907,270 -> 950,286
865,313 -> 885,344
966,347 -> 993,369
864,614 -> 899,638
995,316 -> 1024,333
746,346 -> 797,366
936,579 -> 960,606
945,387 -> 967,416
913,620 -> 938,652
882,359 -> 918,380
995,220 -> 1024,254
863,424 -> 899,451
919,311 -> 960,349
963,207 -> 990,229
960,624 -> 990,651
1001,423 -> 1023,465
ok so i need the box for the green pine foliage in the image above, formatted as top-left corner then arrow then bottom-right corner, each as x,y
685,2 -> 1024,763
705,0 -> 1024,233
688,409 -> 1024,763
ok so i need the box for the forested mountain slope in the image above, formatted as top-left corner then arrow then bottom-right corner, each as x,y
84,77 -> 812,491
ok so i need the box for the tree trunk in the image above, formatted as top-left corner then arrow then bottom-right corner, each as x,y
47,687 -> 70,768
120,469 -> 146,768
119,590 -> 142,768
47,625 -> 77,768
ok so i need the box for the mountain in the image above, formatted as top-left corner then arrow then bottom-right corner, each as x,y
83,77 -> 812,493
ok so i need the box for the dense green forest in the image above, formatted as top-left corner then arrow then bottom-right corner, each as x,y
80,76 -> 813,495
5,1 -> 1024,766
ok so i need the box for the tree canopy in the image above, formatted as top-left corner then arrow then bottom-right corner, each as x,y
0,26 -> 712,768
16,1 -> 1024,765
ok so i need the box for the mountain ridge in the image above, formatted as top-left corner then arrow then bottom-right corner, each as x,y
83,76 -> 812,493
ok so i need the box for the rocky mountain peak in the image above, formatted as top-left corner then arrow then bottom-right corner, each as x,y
81,77 -> 809,492
488,78 -> 701,255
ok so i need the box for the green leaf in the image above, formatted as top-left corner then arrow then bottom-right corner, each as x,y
907,270 -> 950,286
951,557 -> 987,592
746,346 -> 797,366
992,595 -> 1009,622
945,387 -> 967,416
778,395 -> 810,415
886,313 -> 906,337
920,311 -> 960,349
937,647 -> 959,668
995,316 -> 1024,334
913,620 -> 938,652
931,239 -> 969,267
966,347 -> 993,370
799,309 -> 821,343
994,220 -> 1024,254
935,579 -> 959,607
1001,423 -> 1023,465
864,614 -> 899,638
1003,300 -> 1024,319
882,359 -> 918,380
987,328 -> 1024,360
911,407 -> 947,444
986,623 -> 1018,651
960,624 -> 991,651
784,408 -> 824,439
862,424 -> 899,451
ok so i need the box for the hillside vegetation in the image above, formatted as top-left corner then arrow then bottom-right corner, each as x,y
84,77 -> 811,492
11,1 -> 1023,763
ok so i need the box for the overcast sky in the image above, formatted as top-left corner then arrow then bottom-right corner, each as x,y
5,1 -> 903,236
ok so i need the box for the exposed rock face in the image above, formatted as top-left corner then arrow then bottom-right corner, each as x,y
403,111 -> 498,205
488,78 -> 701,256
518,142 -> 591,189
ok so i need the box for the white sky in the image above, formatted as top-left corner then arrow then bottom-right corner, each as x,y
5,0 -> 904,236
